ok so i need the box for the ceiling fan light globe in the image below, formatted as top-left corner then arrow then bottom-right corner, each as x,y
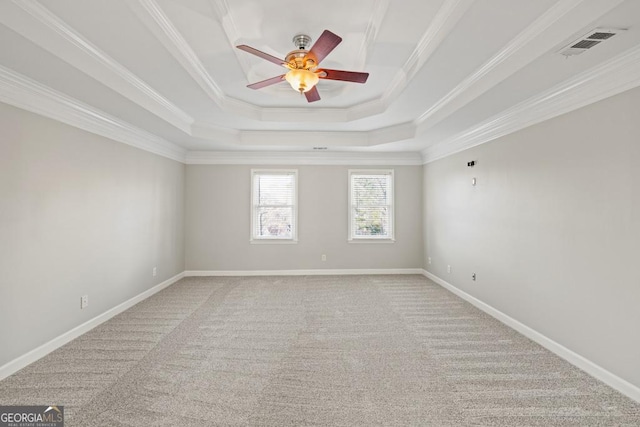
285,69 -> 319,93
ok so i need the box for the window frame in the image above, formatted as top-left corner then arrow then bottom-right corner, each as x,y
348,169 -> 395,242
250,169 -> 298,244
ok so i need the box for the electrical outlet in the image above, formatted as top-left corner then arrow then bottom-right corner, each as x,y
472,273 -> 476,281
428,257 -> 432,265
153,267 -> 157,277
321,254 -> 327,261
80,295 -> 88,309
447,265 -> 451,273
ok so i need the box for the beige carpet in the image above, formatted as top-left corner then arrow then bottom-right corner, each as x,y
0,275 -> 638,426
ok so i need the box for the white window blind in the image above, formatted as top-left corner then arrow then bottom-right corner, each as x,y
348,170 -> 394,240
251,170 -> 297,241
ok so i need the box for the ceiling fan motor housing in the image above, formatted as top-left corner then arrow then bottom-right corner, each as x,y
288,35 -> 316,70
286,50 -> 316,70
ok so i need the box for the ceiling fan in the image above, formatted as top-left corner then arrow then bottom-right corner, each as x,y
236,30 -> 369,103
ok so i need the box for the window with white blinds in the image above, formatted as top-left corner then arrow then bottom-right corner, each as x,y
251,169 -> 298,242
348,170 -> 394,240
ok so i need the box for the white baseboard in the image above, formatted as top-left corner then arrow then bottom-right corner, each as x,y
0,272 -> 185,381
421,269 -> 640,403
185,268 -> 424,277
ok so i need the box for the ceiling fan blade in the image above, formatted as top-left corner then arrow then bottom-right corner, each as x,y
304,86 -> 321,103
247,75 -> 286,90
236,45 -> 287,67
319,69 -> 369,83
308,30 -> 342,65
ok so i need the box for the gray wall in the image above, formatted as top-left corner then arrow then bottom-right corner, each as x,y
5,80 -> 638,392
0,103 -> 185,367
186,165 -> 423,271
423,86 -> 640,388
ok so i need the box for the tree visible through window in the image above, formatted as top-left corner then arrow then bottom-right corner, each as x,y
349,170 -> 394,240
251,170 -> 297,241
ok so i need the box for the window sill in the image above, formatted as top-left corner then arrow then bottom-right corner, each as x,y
348,238 -> 396,244
250,239 -> 298,245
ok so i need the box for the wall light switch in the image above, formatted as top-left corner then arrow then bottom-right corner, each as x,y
472,177 -> 477,186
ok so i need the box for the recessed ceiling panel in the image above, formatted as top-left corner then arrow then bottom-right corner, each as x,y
1,0 -> 639,158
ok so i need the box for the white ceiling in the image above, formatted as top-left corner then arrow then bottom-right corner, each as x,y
1,0 -> 639,164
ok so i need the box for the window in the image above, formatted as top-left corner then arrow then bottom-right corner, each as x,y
251,169 -> 298,242
348,169 -> 394,241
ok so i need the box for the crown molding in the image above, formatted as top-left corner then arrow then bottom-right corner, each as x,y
190,119 -> 417,148
220,0 -> 388,80
8,36 -> 638,169
256,100 -> 385,123
369,121 -> 416,145
135,0 -> 384,123
354,0 -> 389,70
1,0 -> 193,133
135,0 -> 472,124
421,44 -> 640,164
380,0 -> 474,105
135,0 -> 224,102
0,65 -> 418,164
346,0 -> 474,122
185,150 -> 423,166
189,120 -> 240,141
134,0 -> 265,121
208,0 -> 252,78
415,0 -> 625,134
237,130 -> 370,147
0,65 -> 187,163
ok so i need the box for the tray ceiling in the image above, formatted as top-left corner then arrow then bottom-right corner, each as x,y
1,0 -> 640,163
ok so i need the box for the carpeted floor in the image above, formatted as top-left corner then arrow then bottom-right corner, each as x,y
0,275 -> 638,426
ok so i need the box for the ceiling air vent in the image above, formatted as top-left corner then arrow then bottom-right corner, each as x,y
571,39 -> 601,50
559,28 -> 625,57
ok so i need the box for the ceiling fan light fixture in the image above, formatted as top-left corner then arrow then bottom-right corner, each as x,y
236,30 -> 368,102
285,68 -> 319,93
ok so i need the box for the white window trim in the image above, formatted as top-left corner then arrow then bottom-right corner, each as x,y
348,169 -> 395,242
250,169 -> 298,244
